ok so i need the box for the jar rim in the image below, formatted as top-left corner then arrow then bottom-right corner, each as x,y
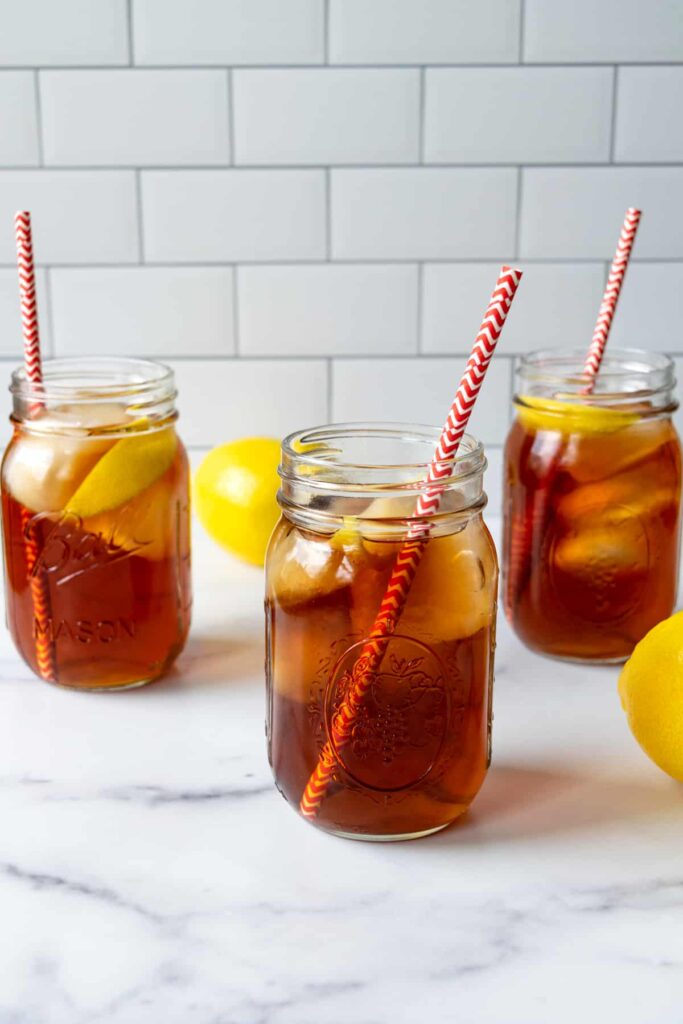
10,356 -> 175,403
517,347 -> 674,389
282,421 -> 484,477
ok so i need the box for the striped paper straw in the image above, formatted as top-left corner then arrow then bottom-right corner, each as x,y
503,207 -> 642,621
15,211 -> 56,683
300,265 -> 523,821
583,207 -> 642,385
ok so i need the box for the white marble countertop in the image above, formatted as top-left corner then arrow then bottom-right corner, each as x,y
1,520 -> 682,1024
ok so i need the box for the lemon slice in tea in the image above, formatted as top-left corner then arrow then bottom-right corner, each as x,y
516,396 -> 639,435
67,427 -> 177,518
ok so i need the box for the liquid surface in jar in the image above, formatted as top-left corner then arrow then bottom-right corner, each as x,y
266,512 -> 497,838
503,399 -> 682,662
2,404 -> 192,689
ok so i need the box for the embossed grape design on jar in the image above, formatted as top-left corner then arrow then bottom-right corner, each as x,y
265,423 -> 498,841
1,358 -> 192,690
503,349 -> 681,663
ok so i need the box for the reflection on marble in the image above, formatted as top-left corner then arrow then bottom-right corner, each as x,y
0,525 -> 682,1023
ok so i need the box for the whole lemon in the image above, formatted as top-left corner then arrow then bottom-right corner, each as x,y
618,611 -> 683,780
194,438 -> 281,566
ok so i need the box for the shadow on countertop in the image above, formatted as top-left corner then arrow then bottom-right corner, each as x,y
432,762 -> 682,845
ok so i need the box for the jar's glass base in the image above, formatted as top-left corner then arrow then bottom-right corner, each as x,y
318,821 -> 453,843
519,642 -> 630,666
42,676 -> 158,693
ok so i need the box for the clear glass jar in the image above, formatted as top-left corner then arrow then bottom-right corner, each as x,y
265,423 -> 498,841
503,348 -> 681,663
1,358 -> 192,690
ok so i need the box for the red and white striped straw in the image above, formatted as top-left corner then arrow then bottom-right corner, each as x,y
583,207 -> 641,384
14,211 -> 55,682
15,211 -> 44,409
300,265 -> 523,820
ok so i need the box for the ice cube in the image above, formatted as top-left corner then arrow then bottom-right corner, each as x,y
268,523 -> 364,611
402,520 -> 497,640
3,404 -> 131,513
566,418 -> 675,484
552,507 -> 648,582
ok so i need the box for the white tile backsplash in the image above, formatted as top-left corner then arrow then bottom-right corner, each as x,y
425,68 -> 612,165
0,73 -> 39,166
524,0 -> 683,63
234,69 -> 419,166
238,264 -> 418,356
0,172 -> 138,264
169,359 -> 328,447
603,263 -> 683,351
40,71 -> 231,167
50,267 -> 234,357
0,0 -> 129,66
133,0 -> 324,66
0,0 -> 680,450
0,268 -> 50,356
142,171 -> 326,263
332,169 -> 517,259
615,67 -> 683,164
331,357 -> 512,445
329,0 -> 520,65
520,168 -> 683,259
422,263 -> 607,355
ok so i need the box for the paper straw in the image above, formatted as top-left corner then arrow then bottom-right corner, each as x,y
300,265 -> 523,821
503,207 -> 642,620
15,211 -> 56,682
583,207 -> 642,385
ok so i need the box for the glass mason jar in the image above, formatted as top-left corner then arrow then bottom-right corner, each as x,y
265,423 -> 498,841
1,358 -> 192,690
503,349 -> 681,663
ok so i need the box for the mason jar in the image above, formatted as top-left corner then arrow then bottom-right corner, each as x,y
265,423 -> 498,841
1,357 -> 192,690
503,349 -> 681,663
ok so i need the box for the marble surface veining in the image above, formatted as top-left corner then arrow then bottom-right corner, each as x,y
0,523 -> 682,1024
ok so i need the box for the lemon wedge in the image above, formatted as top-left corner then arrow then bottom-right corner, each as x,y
67,427 -> 177,518
516,396 -> 640,436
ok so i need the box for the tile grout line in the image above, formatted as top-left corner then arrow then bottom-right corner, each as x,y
324,0 -> 330,64
416,262 -> 424,354
227,68 -> 236,164
609,65 -> 619,162
326,168 -> 333,260
513,167 -> 524,259
2,160 -> 683,170
42,267 -> 56,356
126,0 -> 135,65
3,257 -> 680,270
326,357 -> 333,421
134,169 -> 145,263
4,61 -> 683,70
418,67 -> 426,163
33,70 -> 45,166
232,266 -> 240,355
518,0 -> 526,63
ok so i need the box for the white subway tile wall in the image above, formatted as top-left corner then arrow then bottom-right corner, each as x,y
0,0 -> 680,509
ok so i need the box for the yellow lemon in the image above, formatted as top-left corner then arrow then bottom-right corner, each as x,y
194,438 -> 281,566
67,427 -> 177,518
618,611 -> 683,781
517,396 -> 639,435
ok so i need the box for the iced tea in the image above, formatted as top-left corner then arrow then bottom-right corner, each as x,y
503,350 -> 681,662
266,425 -> 497,840
1,359 -> 192,689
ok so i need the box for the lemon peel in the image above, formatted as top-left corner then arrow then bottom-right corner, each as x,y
195,438 -> 280,566
618,611 -> 683,781
516,396 -> 640,436
66,427 -> 177,518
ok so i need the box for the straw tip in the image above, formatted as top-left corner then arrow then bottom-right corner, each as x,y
501,264 -> 523,281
